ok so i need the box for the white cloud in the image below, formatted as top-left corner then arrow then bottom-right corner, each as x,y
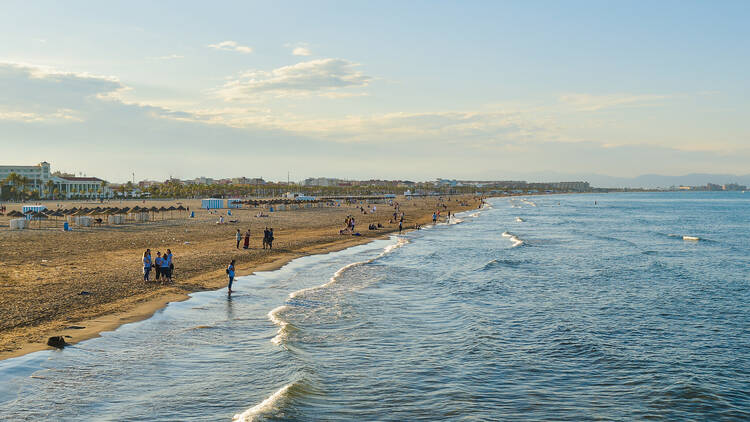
292,47 -> 312,56
208,40 -> 253,54
218,58 -> 371,100
559,93 -> 671,111
0,62 -> 124,122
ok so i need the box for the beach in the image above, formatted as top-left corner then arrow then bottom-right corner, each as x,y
0,195 -> 480,360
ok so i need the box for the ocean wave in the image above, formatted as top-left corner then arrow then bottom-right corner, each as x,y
665,233 -> 710,242
268,305 -> 297,345
446,217 -> 464,225
501,231 -> 525,247
481,258 -> 526,271
288,237 -> 408,302
232,380 -> 309,422
272,237 -> 410,345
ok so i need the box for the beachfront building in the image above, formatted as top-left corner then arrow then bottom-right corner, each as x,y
0,161 -> 112,199
303,177 -> 344,187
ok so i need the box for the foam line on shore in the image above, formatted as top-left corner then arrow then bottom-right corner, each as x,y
270,237 -> 410,346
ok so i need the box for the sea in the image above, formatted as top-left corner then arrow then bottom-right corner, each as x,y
0,192 -> 748,421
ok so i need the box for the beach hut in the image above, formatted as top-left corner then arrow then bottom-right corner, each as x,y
201,198 -> 224,210
108,214 -> 125,225
9,218 -> 28,230
22,205 -> 46,220
227,199 -> 242,209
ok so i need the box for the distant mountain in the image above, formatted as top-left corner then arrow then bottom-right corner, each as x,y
505,172 -> 750,189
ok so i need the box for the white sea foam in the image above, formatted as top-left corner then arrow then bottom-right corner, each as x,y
379,237 -> 409,257
468,212 -> 480,218
273,237 -> 410,345
233,382 -> 296,421
502,231 -> 525,247
268,305 -> 291,345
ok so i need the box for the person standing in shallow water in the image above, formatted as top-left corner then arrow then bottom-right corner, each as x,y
226,259 -> 236,294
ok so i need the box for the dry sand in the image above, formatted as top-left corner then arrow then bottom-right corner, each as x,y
0,195 -> 481,360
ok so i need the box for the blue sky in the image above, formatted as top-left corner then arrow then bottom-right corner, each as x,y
1,1 -> 748,182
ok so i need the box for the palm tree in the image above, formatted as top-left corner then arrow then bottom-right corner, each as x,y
45,180 -> 55,199
100,180 -> 109,198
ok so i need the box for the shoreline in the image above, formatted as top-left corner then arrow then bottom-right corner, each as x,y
1,196 -> 484,362
0,233 -> 392,361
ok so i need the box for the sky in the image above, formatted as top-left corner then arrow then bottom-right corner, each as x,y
0,0 -> 748,183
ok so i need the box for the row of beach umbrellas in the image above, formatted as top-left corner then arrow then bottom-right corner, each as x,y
2,205 -> 188,226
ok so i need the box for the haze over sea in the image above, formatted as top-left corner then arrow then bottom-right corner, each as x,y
1,192 -> 748,421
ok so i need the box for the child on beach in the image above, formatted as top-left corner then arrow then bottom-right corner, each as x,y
142,249 -> 152,282
226,260 -> 236,294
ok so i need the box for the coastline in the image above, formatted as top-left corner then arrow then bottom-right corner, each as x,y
0,234 -> 386,361
0,196 -> 482,361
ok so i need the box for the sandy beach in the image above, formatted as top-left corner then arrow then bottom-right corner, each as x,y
0,195 -> 481,360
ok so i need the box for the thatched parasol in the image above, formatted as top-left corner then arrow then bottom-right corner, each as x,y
8,210 -> 24,217
149,206 -> 159,221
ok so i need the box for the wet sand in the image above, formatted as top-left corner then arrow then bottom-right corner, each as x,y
0,196 -> 481,360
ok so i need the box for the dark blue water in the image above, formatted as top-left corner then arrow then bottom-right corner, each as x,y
1,192 -> 748,421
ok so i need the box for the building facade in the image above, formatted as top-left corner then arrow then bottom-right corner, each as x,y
0,161 -> 111,199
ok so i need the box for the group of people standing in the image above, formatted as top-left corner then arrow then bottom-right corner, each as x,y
235,227 -> 274,250
142,249 -> 174,283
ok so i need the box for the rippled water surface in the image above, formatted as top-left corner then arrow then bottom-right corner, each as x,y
1,192 -> 749,421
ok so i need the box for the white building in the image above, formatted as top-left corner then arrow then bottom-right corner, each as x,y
0,161 -> 112,199
303,177 -> 344,187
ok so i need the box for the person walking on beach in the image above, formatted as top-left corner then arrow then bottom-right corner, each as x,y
267,228 -> 274,249
243,229 -> 250,249
226,259 -> 236,294
143,249 -> 152,282
432,212 -> 437,224
236,229 -> 242,249
398,220 -> 403,234
154,252 -> 163,281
